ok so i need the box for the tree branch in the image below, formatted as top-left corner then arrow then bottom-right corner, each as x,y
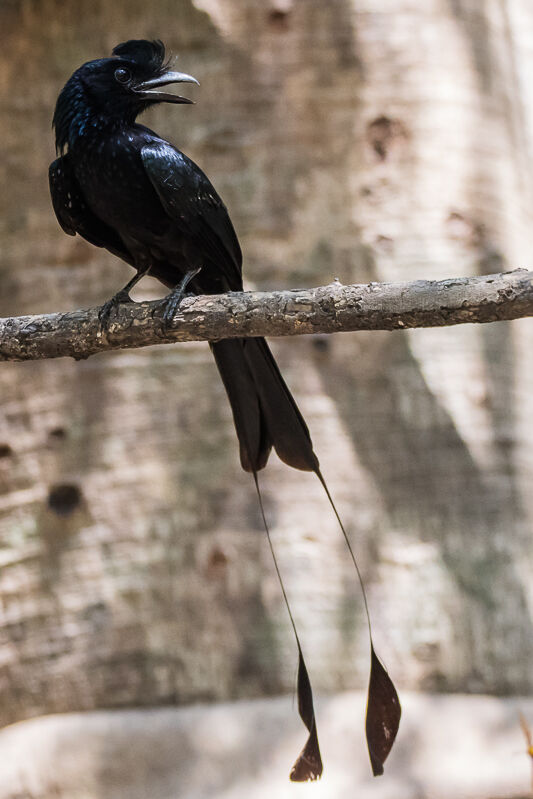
1,269 -> 532,362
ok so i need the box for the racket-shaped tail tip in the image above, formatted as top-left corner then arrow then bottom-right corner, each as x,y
289,646 -> 323,781
365,644 -> 401,776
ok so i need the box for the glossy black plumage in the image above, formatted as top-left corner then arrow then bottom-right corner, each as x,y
49,39 -> 319,475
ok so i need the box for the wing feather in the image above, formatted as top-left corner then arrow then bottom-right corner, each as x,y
49,155 -> 135,265
141,142 -> 243,290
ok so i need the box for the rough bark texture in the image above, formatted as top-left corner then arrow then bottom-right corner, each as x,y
1,270 -> 532,361
2,0 -> 533,741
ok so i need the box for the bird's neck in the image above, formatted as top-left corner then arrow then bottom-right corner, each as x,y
54,80 -> 137,154
70,111 -> 132,151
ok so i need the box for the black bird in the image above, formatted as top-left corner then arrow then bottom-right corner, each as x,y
50,38 -> 316,476
49,39 -> 399,781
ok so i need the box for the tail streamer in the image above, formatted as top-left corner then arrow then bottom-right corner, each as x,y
315,468 -> 401,776
252,472 -> 323,782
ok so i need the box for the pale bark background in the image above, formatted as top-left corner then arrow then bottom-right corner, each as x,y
2,0 -> 533,794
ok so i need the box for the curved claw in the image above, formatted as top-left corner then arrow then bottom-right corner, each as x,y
158,267 -> 201,333
98,289 -> 133,331
159,289 -> 187,332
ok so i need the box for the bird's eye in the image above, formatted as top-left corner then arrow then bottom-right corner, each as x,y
114,67 -> 131,84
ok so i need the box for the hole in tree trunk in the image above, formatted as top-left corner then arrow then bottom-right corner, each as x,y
268,9 -> 290,30
48,484 -> 83,516
48,427 -> 67,442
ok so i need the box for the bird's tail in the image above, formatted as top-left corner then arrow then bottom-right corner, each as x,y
210,337 -> 318,473
210,337 -> 400,781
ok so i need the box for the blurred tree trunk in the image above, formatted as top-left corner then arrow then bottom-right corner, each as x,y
1,0 -> 533,728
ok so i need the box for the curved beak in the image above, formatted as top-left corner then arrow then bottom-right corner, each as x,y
134,70 -> 200,104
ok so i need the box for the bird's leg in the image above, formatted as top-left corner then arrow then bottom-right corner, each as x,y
159,266 -> 202,331
98,265 -> 152,330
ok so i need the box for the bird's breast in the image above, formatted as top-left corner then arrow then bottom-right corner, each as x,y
73,135 -> 168,239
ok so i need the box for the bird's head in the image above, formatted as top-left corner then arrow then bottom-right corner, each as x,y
53,39 -> 198,153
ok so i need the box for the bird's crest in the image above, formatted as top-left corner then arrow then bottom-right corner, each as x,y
112,39 -> 169,74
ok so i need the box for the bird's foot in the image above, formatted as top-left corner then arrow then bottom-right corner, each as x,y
158,286 -> 189,333
98,289 -> 133,331
158,267 -> 201,334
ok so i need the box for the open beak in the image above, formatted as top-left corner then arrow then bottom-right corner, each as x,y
134,70 -> 199,104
